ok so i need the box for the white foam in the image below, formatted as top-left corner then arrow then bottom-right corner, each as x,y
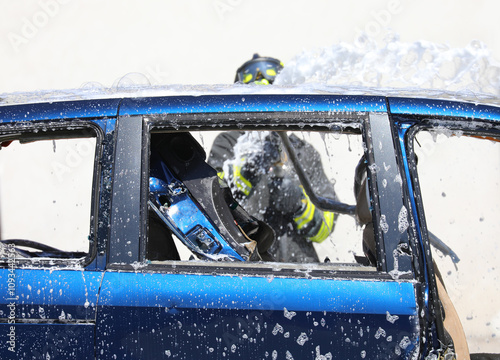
275,35 -> 500,98
3,37 -> 500,107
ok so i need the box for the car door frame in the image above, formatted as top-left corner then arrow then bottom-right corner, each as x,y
389,96 -> 500,355
0,99 -> 120,360
0,120 -> 103,360
97,94 -> 425,359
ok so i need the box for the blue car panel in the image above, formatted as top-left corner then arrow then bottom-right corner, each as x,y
388,96 -> 500,121
0,98 -> 121,123
119,94 -> 388,116
97,271 -> 419,359
0,269 -> 102,358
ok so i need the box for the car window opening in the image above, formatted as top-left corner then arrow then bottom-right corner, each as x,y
0,134 -> 97,262
147,129 -> 378,267
412,128 -> 500,355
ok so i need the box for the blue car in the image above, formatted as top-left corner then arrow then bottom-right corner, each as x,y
0,90 -> 498,359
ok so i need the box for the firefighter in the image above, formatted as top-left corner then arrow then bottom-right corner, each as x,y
208,54 -> 337,262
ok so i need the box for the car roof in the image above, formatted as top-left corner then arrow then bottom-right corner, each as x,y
0,85 -> 500,123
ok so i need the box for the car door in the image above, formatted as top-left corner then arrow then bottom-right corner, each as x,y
96,95 -> 422,359
391,97 -> 500,358
0,101 -> 117,360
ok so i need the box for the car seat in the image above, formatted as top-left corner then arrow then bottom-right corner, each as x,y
354,155 -> 377,266
149,132 -> 275,262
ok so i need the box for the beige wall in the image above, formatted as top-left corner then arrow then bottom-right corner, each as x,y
1,0 -> 500,93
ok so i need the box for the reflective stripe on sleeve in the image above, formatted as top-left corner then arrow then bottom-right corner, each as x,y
233,164 -> 252,196
294,199 -> 314,230
309,211 -> 335,243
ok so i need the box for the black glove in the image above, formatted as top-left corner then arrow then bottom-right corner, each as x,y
226,132 -> 282,197
226,154 -> 263,198
269,175 -> 335,243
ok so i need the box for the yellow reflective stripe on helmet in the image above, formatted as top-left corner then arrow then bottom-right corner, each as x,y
243,73 -> 253,83
233,164 -> 252,196
266,68 -> 277,76
294,198 -> 314,230
310,211 -> 335,243
254,79 -> 270,85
